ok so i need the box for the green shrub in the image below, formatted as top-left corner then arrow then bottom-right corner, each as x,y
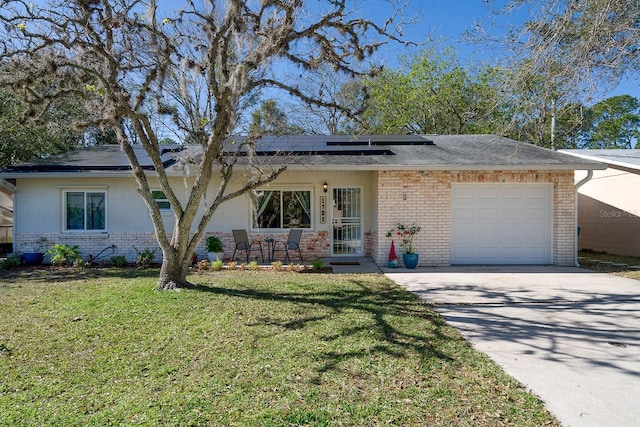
133,247 -> 156,268
1,257 -> 21,270
211,258 -> 224,271
110,255 -> 127,268
46,244 -> 81,266
271,260 -> 283,271
310,259 -> 324,270
205,236 -> 223,252
247,260 -> 259,271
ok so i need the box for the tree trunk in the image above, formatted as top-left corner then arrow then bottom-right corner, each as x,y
156,252 -> 193,291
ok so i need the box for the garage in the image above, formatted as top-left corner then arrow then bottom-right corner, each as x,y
451,183 -> 553,264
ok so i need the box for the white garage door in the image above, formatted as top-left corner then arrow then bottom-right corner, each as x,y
451,184 -> 553,264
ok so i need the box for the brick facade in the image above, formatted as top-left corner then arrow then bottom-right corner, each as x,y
376,170 -> 576,267
15,230 -> 334,264
553,172 -> 577,265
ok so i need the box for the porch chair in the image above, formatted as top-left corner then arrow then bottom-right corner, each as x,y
272,229 -> 304,264
231,229 -> 264,263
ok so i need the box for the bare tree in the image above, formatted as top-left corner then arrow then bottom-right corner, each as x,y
471,0 -> 640,94
287,65 -> 369,134
464,0 -> 639,147
249,99 -> 304,135
0,0 -> 404,289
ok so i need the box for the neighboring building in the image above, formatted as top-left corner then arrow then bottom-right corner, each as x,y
0,135 -> 603,266
0,182 -> 13,255
562,149 -> 640,257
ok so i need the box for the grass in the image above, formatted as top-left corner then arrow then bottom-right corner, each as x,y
0,268 -> 558,426
579,250 -> 640,280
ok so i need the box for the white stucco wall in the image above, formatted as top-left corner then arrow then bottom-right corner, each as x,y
14,169 -> 378,261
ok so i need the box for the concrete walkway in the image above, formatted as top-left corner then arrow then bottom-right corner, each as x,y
385,266 -> 640,427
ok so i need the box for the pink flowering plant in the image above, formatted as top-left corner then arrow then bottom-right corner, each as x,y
386,222 -> 421,254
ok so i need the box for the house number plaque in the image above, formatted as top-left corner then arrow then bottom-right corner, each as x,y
320,196 -> 327,224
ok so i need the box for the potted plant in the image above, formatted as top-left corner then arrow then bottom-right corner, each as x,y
386,222 -> 422,269
206,235 -> 224,261
22,237 -> 48,266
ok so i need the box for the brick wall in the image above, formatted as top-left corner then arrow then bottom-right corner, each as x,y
16,232 -> 160,264
376,170 -> 576,267
377,171 -> 451,267
553,171 -> 576,265
242,230 -> 331,263
15,230 -> 334,264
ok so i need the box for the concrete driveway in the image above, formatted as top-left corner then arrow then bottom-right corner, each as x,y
384,266 -> 640,427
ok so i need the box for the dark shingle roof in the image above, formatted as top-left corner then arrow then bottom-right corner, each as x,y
232,135 -> 603,170
0,135 -> 603,176
0,145 -> 179,172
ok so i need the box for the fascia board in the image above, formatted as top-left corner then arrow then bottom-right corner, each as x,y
559,151 -> 640,175
0,171 -> 141,179
1,161 -> 606,179
282,163 -> 608,172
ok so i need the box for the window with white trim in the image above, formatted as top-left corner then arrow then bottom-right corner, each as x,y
152,190 -> 170,210
252,190 -> 312,229
64,190 -> 106,231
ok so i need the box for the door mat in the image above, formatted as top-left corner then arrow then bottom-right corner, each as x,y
330,261 -> 361,266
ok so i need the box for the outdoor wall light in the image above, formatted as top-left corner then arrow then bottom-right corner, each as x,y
323,181 -> 328,193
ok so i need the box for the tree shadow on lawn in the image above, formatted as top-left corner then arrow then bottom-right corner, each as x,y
0,265 -> 160,284
190,277 -> 459,382
0,268 -> 464,383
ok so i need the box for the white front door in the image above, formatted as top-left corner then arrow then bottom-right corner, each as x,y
332,187 -> 363,255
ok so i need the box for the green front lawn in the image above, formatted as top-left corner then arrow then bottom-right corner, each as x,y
0,268 -> 558,426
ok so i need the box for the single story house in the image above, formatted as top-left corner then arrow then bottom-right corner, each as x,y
562,149 -> 640,257
0,134 -> 604,267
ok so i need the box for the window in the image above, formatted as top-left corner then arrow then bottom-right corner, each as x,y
65,190 -> 106,231
253,190 -> 311,229
152,190 -> 170,210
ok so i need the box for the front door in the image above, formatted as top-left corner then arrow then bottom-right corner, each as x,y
332,187 -> 363,255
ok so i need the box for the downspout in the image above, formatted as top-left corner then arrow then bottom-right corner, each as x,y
573,170 -> 593,266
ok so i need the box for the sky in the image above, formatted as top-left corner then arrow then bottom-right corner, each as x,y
360,0 -> 639,103
22,0 -> 640,103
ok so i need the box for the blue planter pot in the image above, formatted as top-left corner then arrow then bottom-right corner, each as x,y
22,252 -> 44,266
402,253 -> 419,269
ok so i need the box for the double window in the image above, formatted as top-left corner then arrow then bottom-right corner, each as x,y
64,190 -> 106,231
252,190 -> 311,229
